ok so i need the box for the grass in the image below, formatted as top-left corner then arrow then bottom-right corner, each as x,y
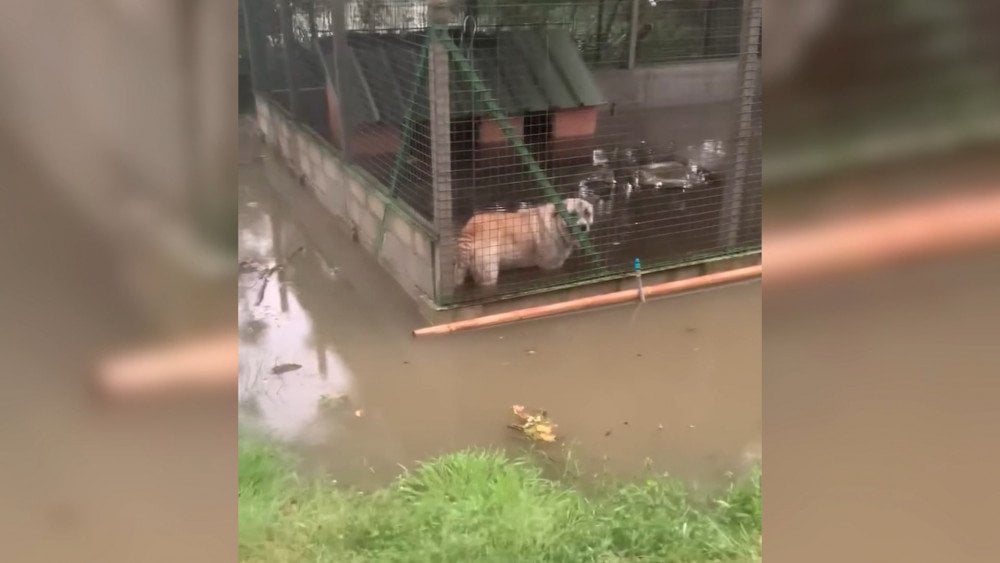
239,442 -> 760,562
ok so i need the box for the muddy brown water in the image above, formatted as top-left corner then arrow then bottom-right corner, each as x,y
238,122 -> 760,489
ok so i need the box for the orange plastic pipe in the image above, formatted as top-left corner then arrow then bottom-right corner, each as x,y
413,265 -> 762,337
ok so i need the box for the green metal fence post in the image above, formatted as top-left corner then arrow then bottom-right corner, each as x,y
276,0 -> 301,119
428,13 -> 457,301
720,0 -> 761,249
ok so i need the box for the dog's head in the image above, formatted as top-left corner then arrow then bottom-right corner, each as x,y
553,197 -> 594,234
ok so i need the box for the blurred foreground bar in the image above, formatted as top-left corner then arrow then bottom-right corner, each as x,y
95,332 -> 238,402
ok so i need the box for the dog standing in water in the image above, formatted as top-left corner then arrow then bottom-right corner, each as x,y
455,198 -> 594,287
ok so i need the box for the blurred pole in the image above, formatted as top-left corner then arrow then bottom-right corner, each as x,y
306,0 -> 318,42
429,2 -> 455,302
277,0 -> 301,118
701,0 -> 715,56
241,0 -> 267,92
595,0 -> 606,64
627,0 -> 640,69
719,0 -> 761,249
330,0 -> 350,155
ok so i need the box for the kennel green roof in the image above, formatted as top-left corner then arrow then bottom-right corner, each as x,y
333,28 -> 605,129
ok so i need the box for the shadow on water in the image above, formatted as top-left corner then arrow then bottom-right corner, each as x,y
238,121 -> 760,490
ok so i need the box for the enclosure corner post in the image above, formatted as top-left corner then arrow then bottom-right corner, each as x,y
276,0 -> 301,119
328,0 -> 350,154
627,0 -> 640,69
428,8 -> 455,304
719,0 -> 762,250
240,0 -> 268,93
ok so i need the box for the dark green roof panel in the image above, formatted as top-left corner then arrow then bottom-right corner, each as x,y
329,28 -> 604,125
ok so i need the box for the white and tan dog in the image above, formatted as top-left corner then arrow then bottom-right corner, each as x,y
455,198 -> 594,287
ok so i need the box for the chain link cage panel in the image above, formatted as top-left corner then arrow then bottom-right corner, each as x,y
243,0 -> 761,307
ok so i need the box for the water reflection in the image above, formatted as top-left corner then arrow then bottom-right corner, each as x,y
238,190 -> 355,445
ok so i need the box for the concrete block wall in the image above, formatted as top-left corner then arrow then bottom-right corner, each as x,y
254,96 -> 437,305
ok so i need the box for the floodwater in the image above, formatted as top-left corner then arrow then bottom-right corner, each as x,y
238,120 -> 761,489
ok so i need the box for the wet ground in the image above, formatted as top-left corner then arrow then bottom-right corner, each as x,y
238,119 -> 761,489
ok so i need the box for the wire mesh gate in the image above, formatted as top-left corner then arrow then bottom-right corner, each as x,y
242,0 -> 761,307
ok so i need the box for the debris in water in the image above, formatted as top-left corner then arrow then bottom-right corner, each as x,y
255,264 -> 284,306
509,405 -> 557,442
623,421 -> 629,426
604,429 -> 612,437
526,349 -> 536,355
286,246 -> 305,262
689,424 -> 696,429
318,394 -> 349,412
247,201 -> 259,208
657,423 -> 664,430
270,363 -> 302,375
255,277 -> 270,306
354,409 -> 364,418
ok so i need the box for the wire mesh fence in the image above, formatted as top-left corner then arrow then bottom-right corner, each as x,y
243,0 -> 761,307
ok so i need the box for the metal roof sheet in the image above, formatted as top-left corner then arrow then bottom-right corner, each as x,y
330,28 -> 604,127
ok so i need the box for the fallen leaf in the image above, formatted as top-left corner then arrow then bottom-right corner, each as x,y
271,363 -> 302,375
509,405 -> 558,442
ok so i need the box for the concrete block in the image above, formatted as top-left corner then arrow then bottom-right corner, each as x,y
367,193 -> 385,218
410,255 -> 434,296
324,156 -> 341,182
379,232 -> 407,279
316,178 -> 346,219
357,207 -> 379,247
413,232 -> 432,261
348,178 -> 367,205
346,194 -> 361,225
385,212 -> 413,249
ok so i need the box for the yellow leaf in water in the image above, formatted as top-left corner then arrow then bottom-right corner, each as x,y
509,405 -> 558,442
536,429 -> 557,442
533,423 -> 553,435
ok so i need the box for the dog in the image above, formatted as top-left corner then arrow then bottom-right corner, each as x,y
455,198 -> 594,287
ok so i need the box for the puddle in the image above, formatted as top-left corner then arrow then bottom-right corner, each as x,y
238,120 -> 761,489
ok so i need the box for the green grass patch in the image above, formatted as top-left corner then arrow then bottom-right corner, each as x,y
239,442 -> 760,562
